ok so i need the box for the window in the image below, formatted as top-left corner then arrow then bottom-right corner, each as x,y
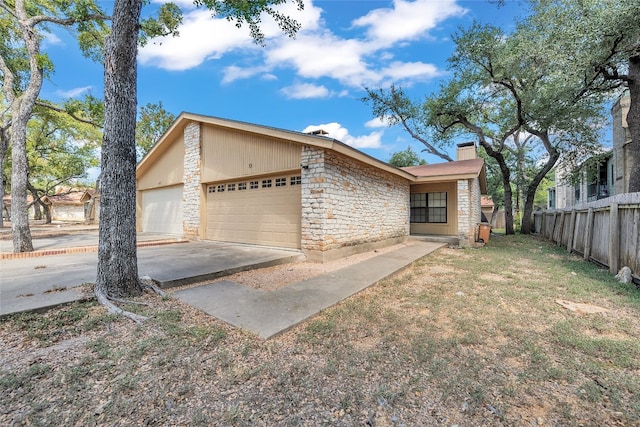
410,192 -> 447,223
290,176 -> 302,186
217,184 -> 225,193
238,182 -> 247,191
250,181 -> 259,189
208,185 -> 216,193
227,183 -> 235,192
275,177 -> 287,187
262,179 -> 272,188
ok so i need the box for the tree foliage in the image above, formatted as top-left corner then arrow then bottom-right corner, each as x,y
135,102 -> 175,161
388,146 -> 426,168
523,0 -> 640,192
365,19 -> 607,234
0,0 -> 109,250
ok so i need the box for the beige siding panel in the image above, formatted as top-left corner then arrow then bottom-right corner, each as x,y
410,181 -> 457,235
140,185 -> 184,234
138,135 -> 184,190
206,175 -> 301,248
201,125 -> 301,182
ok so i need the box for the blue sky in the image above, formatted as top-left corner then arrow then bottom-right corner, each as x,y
40,0 -> 526,165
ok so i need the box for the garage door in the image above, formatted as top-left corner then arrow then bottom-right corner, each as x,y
140,185 -> 184,234
206,175 -> 301,248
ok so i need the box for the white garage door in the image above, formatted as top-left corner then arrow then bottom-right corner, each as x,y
140,185 -> 184,234
206,175 -> 301,249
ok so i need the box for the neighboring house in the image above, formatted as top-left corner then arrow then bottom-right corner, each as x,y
80,189 -> 100,224
136,113 -> 487,262
480,195 -> 495,223
2,195 -> 35,220
549,91 -> 629,209
42,190 -> 87,222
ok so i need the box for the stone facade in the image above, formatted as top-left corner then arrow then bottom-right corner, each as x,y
456,178 -> 482,246
301,146 -> 410,261
182,122 -> 202,239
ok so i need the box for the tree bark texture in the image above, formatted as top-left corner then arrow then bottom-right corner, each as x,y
520,149 -> 560,234
479,141 -> 515,235
0,128 -> 8,228
627,54 -> 640,192
95,0 -> 143,298
10,106 -> 34,252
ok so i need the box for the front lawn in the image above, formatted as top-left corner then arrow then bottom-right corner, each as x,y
1,234 -> 639,426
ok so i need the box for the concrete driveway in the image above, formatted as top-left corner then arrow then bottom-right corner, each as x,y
0,236 -> 303,317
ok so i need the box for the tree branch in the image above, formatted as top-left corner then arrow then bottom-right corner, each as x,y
35,101 -> 101,127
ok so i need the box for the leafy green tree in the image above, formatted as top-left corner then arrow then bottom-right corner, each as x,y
365,22 -> 605,235
136,102 -> 175,161
388,146 -> 426,167
524,0 -> 640,191
97,0 -> 304,317
0,0 -> 108,251
26,105 -> 101,222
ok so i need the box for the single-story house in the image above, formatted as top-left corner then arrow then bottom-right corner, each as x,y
481,195 -> 495,222
42,190 -> 87,222
80,189 -> 100,224
136,113 -> 487,262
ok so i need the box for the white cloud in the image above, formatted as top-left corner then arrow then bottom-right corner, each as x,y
222,65 -> 266,84
281,83 -> 331,99
352,0 -> 466,47
56,86 -> 92,98
138,9 -> 254,70
302,122 -> 383,149
139,0 -> 464,89
43,32 -> 62,47
365,117 -> 390,128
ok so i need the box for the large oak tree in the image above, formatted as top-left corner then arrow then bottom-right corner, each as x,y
0,0 -> 108,250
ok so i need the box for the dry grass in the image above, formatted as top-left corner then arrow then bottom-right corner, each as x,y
1,234 -> 639,426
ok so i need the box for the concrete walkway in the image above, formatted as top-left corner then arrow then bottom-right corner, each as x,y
173,240 -> 445,339
1,229 -> 445,339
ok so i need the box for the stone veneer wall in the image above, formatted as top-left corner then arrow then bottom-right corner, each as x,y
457,177 -> 481,246
301,146 -> 410,261
182,122 -> 201,239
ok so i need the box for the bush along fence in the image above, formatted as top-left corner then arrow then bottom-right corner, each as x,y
533,193 -> 640,276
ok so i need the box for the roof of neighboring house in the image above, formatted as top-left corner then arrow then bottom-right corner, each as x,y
80,189 -> 97,203
401,158 -> 487,192
481,195 -> 495,208
42,191 -> 86,206
137,113 -> 487,189
3,195 -> 34,206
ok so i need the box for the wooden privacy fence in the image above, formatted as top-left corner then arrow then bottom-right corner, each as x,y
533,193 -> 640,275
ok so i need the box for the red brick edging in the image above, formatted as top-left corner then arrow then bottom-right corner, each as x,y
0,239 -> 188,260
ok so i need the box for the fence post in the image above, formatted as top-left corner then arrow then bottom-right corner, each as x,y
557,211 -> 565,246
609,203 -> 620,274
584,208 -> 594,261
567,210 -> 576,253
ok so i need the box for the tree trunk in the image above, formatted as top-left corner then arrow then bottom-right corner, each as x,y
627,53 -> 640,192
10,109 -> 34,252
521,150 -> 560,234
480,141 -> 515,234
95,0 -> 143,299
0,128 -> 8,228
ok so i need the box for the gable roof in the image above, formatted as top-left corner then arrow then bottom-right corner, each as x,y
42,191 -> 86,206
137,112 -> 486,189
